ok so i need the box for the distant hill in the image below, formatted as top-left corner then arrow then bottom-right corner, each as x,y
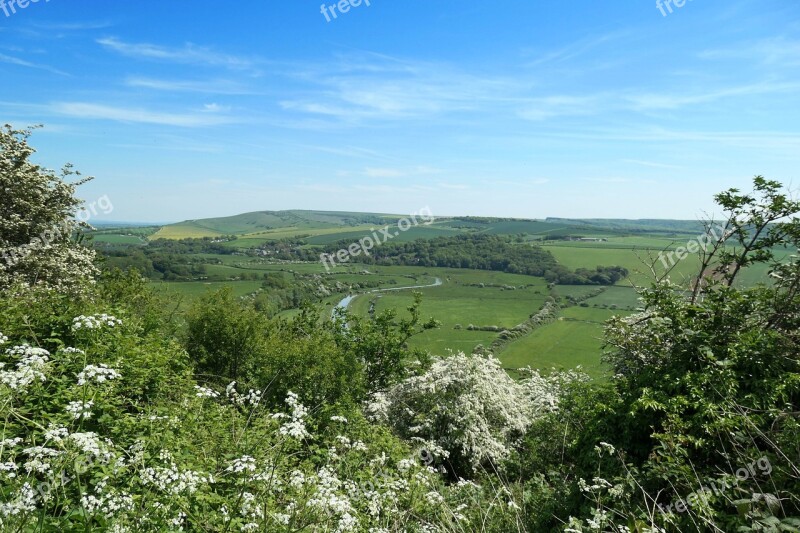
545,218 -> 705,235
150,210 -> 407,239
149,210 -> 707,242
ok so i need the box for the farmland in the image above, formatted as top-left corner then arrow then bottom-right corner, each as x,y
93,210 -> 777,380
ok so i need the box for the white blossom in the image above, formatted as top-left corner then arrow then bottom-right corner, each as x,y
77,364 -> 120,386
1,344 -> 49,391
71,314 -> 122,331
275,392 -> 309,439
195,385 -> 220,399
66,400 -> 94,420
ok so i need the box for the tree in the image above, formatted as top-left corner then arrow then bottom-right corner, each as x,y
591,177 -> 800,531
0,125 -> 97,294
185,288 -> 267,385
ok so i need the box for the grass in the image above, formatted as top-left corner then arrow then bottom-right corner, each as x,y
150,225 -> 225,239
498,317 -> 609,378
343,268 -> 549,355
91,234 -> 147,245
149,280 -> 265,312
543,243 -> 702,285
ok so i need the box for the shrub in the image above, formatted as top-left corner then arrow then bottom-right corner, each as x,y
368,352 -> 569,477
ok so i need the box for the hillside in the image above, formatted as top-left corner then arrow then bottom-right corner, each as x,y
150,210 -> 703,242
150,210 -> 408,239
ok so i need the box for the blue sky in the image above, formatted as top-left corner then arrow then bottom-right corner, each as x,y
1,0 -> 798,222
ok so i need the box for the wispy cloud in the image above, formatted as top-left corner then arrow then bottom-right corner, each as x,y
523,32 -> 624,67
0,52 -> 67,75
699,37 -> 800,67
51,102 -> 241,127
280,52 -> 528,122
97,37 -> 261,73
625,81 -> 800,111
518,95 -> 602,121
363,167 -> 405,178
31,21 -> 114,31
362,166 -> 442,178
125,76 -> 256,95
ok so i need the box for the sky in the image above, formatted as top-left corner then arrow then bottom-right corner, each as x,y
1,0 -> 799,223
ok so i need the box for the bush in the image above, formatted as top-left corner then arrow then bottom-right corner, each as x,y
367,352 -> 571,477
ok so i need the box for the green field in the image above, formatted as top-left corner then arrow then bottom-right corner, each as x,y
98,212 -> 780,380
340,268 -> 548,355
543,243 -> 702,285
498,305 -> 623,379
91,234 -> 148,245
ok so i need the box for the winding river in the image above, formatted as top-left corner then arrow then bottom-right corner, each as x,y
331,277 -> 443,319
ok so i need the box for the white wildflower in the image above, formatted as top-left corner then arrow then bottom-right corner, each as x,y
194,385 -> 220,399
141,462 -> 212,495
77,364 -> 120,386
44,425 -> 69,443
66,400 -> 94,420
277,392 -> 309,439
226,455 -> 257,476
0,437 -> 22,448
80,478 -> 133,519
1,344 -> 49,390
71,314 -> 123,331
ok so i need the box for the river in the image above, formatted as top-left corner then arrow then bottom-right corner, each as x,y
331,277 -> 443,319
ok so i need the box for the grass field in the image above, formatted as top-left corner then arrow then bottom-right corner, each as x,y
342,268 -> 548,355
498,304 -> 624,379
91,234 -> 148,245
543,243 -> 702,285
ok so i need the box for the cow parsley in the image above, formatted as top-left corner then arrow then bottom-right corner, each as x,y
77,364 -> 120,386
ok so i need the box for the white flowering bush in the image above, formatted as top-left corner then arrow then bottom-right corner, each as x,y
369,352 -> 577,475
0,125 -> 99,295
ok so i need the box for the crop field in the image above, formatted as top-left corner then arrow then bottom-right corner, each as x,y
149,280 -> 265,312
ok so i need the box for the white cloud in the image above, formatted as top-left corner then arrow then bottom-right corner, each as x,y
0,52 -> 67,75
97,37 -> 260,73
51,102 -> 240,127
125,76 -> 255,94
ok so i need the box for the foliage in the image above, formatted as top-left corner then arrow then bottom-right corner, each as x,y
0,125 -> 98,295
324,234 -> 628,285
